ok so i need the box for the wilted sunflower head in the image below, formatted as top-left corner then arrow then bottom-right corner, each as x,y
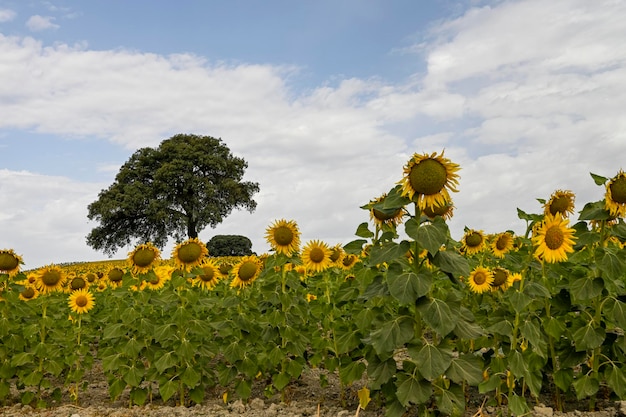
68,288 -> 95,314
329,245 -> 345,265
265,219 -> 301,255
0,249 -> 23,278
532,214 -> 577,263
301,240 -> 332,274
340,253 -> 359,270
128,243 -> 161,274
606,170 -> 626,218
467,266 -> 494,294
230,256 -> 263,289
544,190 -> 576,218
36,265 -> 67,294
368,194 -> 406,227
194,260 -> 223,291
461,229 -> 486,255
423,201 -> 455,221
172,238 -> 209,271
399,151 -> 460,211
490,232 -> 514,258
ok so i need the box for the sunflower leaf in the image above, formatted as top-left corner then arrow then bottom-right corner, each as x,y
387,263 -> 431,305
421,298 -> 456,337
447,354 -> 484,386
367,241 -> 411,266
355,223 -> 374,238
395,372 -> 432,407
366,316 -> 414,355
411,344 -> 453,381
590,172 -> 609,185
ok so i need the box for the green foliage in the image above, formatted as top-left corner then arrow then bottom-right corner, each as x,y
207,234 -> 253,256
86,134 -> 260,255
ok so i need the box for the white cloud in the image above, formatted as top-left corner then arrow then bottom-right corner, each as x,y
0,8 -> 16,22
25,15 -> 59,31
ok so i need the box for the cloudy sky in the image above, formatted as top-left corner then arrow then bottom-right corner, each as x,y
1,0 -> 625,269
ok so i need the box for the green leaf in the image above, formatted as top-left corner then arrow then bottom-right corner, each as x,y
273,372 -> 291,391
422,298 -> 456,337
508,350 -> 528,379
590,172 -> 609,185
432,250 -> 469,278
521,320 -> 548,358
446,354 -> 484,386
572,324 -> 606,351
396,373 -> 432,407
123,364 -> 144,387
412,344 -> 453,381
605,365 -> 626,399
509,291 -> 532,313
368,241 -> 411,266
573,375 -> 600,400
159,379 -> 178,403
182,367 -> 201,388
597,246 -> 626,281
355,223 -> 374,238
154,351 -> 178,373
368,356 -> 397,389
153,323 -> 176,343
339,360 -> 366,385
553,368 -> 574,392
22,370 -> 42,386
103,322 -> 127,340
344,239 -> 367,255
610,299 -> 626,330
435,383 -> 465,417
334,327 -> 361,355
408,217 -> 448,255
508,394 -> 530,416
108,378 -> 127,401
386,264 -> 431,305
235,378 -> 252,400
10,352 -> 33,367
130,387 -> 148,406
579,200 -> 612,221
543,317 -> 567,340
367,316 -> 415,355
570,276 -> 604,302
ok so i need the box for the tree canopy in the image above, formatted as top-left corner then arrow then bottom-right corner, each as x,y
207,235 -> 254,257
86,134 -> 260,255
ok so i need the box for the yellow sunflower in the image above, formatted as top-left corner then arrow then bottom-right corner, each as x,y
19,285 -> 39,301
423,200 -> 455,221
128,242 -> 161,274
605,170 -> 626,218
68,289 -> 96,314
490,267 -> 510,291
368,194 -> 406,227
193,259 -> 223,291
144,265 -> 173,291
532,214 -> 577,263
340,253 -> 359,270
106,267 -> 125,288
35,265 -> 67,294
172,238 -> 209,271
68,275 -> 88,291
461,229 -> 486,255
301,240 -> 333,274
544,190 -> 576,218
490,232 -> 514,258
467,266 -> 494,294
509,272 -> 523,285
0,249 -> 23,278
265,219 -> 301,255
230,255 -> 263,289
399,151 -> 460,211
329,244 -> 345,266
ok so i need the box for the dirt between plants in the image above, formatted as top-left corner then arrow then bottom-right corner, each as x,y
0,364 -> 625,417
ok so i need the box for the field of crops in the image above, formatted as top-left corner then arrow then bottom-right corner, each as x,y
2,151 -> 626,417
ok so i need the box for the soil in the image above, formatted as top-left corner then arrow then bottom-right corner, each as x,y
0,364 -> 624,417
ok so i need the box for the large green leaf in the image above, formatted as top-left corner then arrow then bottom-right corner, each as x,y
508,394 -> 530,416
597,246 -> 626,281
421,298 -> 456,337
573,375 -> 600,400
396,373 -> 432,407
387,263 -> 431,305
406,217 -> 448,255
366,316 -> 415,354
159,379 -> 178,403
446,354 -> 484,385
154,351 -> 178,373
570,276 -> 604,302
572,324 -> 605,351
368,241 -> 411,266
432,250 -> 469,278
355,223 -> 374,238
412,344 -> 453,381
368,356 -> 397,389
605,365 -> 626,399
435,383 -> 465,417
521,320 -> 548,358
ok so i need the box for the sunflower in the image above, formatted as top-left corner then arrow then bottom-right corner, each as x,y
399,151 -> 460,211
467,266 -> 494,294
106,267 -> 125,288
68,289 -> 95,314
543,190 -> 576,218
532,214 -> 577,263
265,219 -> 301,255
128,242 -> 161,274
230,255 -> 263,289
329,244 -> 345,266
461,229 -> 486,255
193,260 -> 223,291
423,201 -> 455,221
301,240 -> 333,274
490,268 -> 510,291
0,249 -> 23,278
605,170 -> 626,218
340,254 -> 359,270
306,293 -> 317,302
368,194 -> 406,227
509,273 -> 523,285
19,285 -> 39,301
144,265 -> 173,291
490,232 -> 514,258
68,276 -> 88,291
35,265 -> 67,294
172,238 -> 209,271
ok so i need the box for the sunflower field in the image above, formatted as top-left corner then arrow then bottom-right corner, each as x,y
2,152 -> 626,417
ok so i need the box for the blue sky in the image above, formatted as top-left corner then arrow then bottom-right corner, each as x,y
2,0 -> 626,268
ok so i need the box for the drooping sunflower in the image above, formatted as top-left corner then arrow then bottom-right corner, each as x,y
128,242 -> 161,274
490,267 -> 510,291
68,288 -> 96,314
543,190 -> 576,218
106,267 -> 125,288
193,259 -> 223,291
460,229 -> 486,255
399,151 -> 460,211
340,254 -> 359,271
605,170 -> 626,218
35,265 -> 67,294
368,194 -> 406,227
0,249 -> 23,278
19,285 -> 39,301
301,240 -> 333,274
532,214 -> 577,263
68,275 -> 88,291
329,244 -> 345,266
230,255 -> 263,289
172,238 -> 209,271
490,232 -> 514,258
265,219 -> 301,255
467,266 -> 494,294
423,200 -> 455,221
